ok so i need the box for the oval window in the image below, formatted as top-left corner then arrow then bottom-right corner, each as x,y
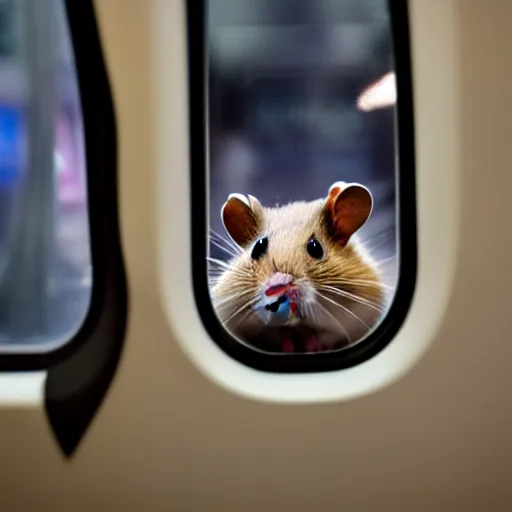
189,0 -> 416,372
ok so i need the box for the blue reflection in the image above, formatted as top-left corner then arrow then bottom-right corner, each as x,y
0,104 -> 23,187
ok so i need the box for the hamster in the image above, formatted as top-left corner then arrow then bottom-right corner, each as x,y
208,181 -> 389,354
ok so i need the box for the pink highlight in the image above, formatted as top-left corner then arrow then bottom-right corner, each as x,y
265,285 -> 288,297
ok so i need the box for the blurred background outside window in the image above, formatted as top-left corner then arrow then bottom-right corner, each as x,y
208,0 -> 398,290
0,0 -> 91,351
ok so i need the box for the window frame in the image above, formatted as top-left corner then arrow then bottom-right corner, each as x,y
188,0 -> 417,373
0,0 -> 127,372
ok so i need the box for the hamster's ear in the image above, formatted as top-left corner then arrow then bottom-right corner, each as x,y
221,193 -> 263,248
324,182 -> 373,245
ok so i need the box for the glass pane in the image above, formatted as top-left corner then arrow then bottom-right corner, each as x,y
207,0 -> 399,354
0,0 -> 91,352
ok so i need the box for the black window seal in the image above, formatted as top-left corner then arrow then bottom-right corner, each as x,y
188,0 -> 417,374
0,0 -> 128,374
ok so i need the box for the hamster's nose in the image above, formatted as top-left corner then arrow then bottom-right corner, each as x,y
253,272 -> 298,326
265,272 -> 294,297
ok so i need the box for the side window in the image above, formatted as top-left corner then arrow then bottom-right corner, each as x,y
0,0 -> 127,456
189,0 -> 416,371
0,0 -> 91,353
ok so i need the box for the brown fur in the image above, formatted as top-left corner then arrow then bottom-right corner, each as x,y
209,184 -> 386,353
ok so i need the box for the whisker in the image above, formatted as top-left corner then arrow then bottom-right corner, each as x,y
359,231 -> 393,252
206,257 -> 252,274
320,284 -> 384,310
321,281 -> 382,301
301,301 -> 317,326
208,272 -> 254,285
206,258 -> 248,275
208,275 -> 255,293
207,268 -> 225,276
318,284 -> 385,313
206,256 -> 233,268
373,255 -> 398,268
209,229 -> 242,255
366,238 -> 393,254
315,290 -> 371,329
313,300 -> 352,343
213,288 -> 259,309
326,278 -> 393,292
223,297 -> 260,326
231,308 -> 256,331
210,238 -> 240,258
209,246 -> 240,262
210,280 -> 256,294
206,259 -> 255,286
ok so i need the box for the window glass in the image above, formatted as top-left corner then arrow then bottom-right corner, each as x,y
206,0 -> 400,355
0,2 -> 16,58
0,0 -> 91,352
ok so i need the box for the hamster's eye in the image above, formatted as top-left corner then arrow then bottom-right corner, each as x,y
306,238 -> 324,259
251,237 -> 268,260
